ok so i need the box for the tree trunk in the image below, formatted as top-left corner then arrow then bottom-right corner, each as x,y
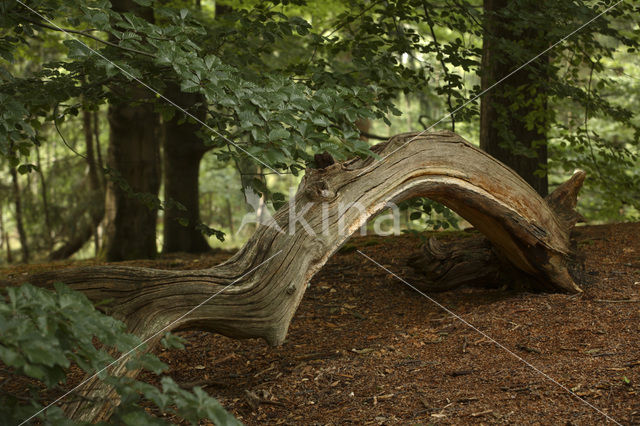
9,131 -> 584,421
93,109 -> 105,256
49,104 -> 106,260
84,107 -> 102,197
0,205 -> 12,264
162,85 -> 210,253
225,196 -> 234,238
93,110 -> 105,189
408,232 -> 508,292
85,108 -> 104,256
49,225 -> 95,261
480,0 -> 550,196
10,166 -> 29,263
101,0 -> 160,261
35,145 -> 53,248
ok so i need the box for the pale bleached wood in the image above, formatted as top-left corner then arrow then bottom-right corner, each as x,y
22,130 -> 582,344
6,130 -> 584,421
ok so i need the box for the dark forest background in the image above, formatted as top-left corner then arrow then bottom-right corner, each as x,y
0,0 -> 638,264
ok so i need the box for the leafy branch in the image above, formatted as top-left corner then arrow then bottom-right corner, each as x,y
21,15 -> 155,58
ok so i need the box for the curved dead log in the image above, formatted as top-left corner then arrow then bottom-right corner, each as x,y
19,130 -> 585,342
6,130 -> 585,421
14,130 -> 589,339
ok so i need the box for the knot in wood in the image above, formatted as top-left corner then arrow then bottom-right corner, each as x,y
303,173 -> 336,201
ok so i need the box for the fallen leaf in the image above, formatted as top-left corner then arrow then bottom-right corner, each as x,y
352,348 -> 375,354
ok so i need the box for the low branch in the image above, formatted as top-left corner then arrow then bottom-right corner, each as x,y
359,130 -> 390,141
22,16 -> 155,58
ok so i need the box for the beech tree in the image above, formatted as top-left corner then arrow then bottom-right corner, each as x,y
100,0 -> 161,261
479,0 -> 551,196
161,85 -> 210,253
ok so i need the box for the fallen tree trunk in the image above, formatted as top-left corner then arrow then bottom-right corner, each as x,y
406,232 -> 572,292
6,130 -> 585,421
407,170 -> 586,292
407,232 -> 510,291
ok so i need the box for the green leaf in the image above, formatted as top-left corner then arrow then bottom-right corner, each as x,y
311,115 -> 331,127
23,339 -> 69,368
22,363 -> 48,382
0,346 -> 22,368
63,40 -> 91,59
268,127 -> 290,141
160,332 -> 185,350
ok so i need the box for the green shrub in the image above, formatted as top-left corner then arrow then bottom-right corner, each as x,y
0,282 -> 241,425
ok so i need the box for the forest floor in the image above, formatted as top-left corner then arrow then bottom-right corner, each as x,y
5,223 -> 640,424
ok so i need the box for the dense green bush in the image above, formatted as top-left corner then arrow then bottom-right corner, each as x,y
0,282 -> 241,425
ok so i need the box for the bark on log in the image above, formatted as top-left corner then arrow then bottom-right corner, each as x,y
407,171 -> 586,292
407,232 -> 507,292
5,130 -> 585,421
406,232 -> 559,292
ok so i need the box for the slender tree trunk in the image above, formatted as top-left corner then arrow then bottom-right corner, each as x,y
237,157 -> 257,193
233,156 -> 266,239
10,167 -> 29,263
84,105 -> 105,240
86,109 -> 103,256
93,110 -> 105,189
236,157 -> 266,204
35,145 -> 54,248
225,197 -> 234,239
211,192 -> 216,220
480,0 -> 550,196
84,108 -> 101,195
356,118 -> 372,141
0,205 -> 12,263
93,111 -> 105,256
162,84 -> 210,253
101,0 -> 160,261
